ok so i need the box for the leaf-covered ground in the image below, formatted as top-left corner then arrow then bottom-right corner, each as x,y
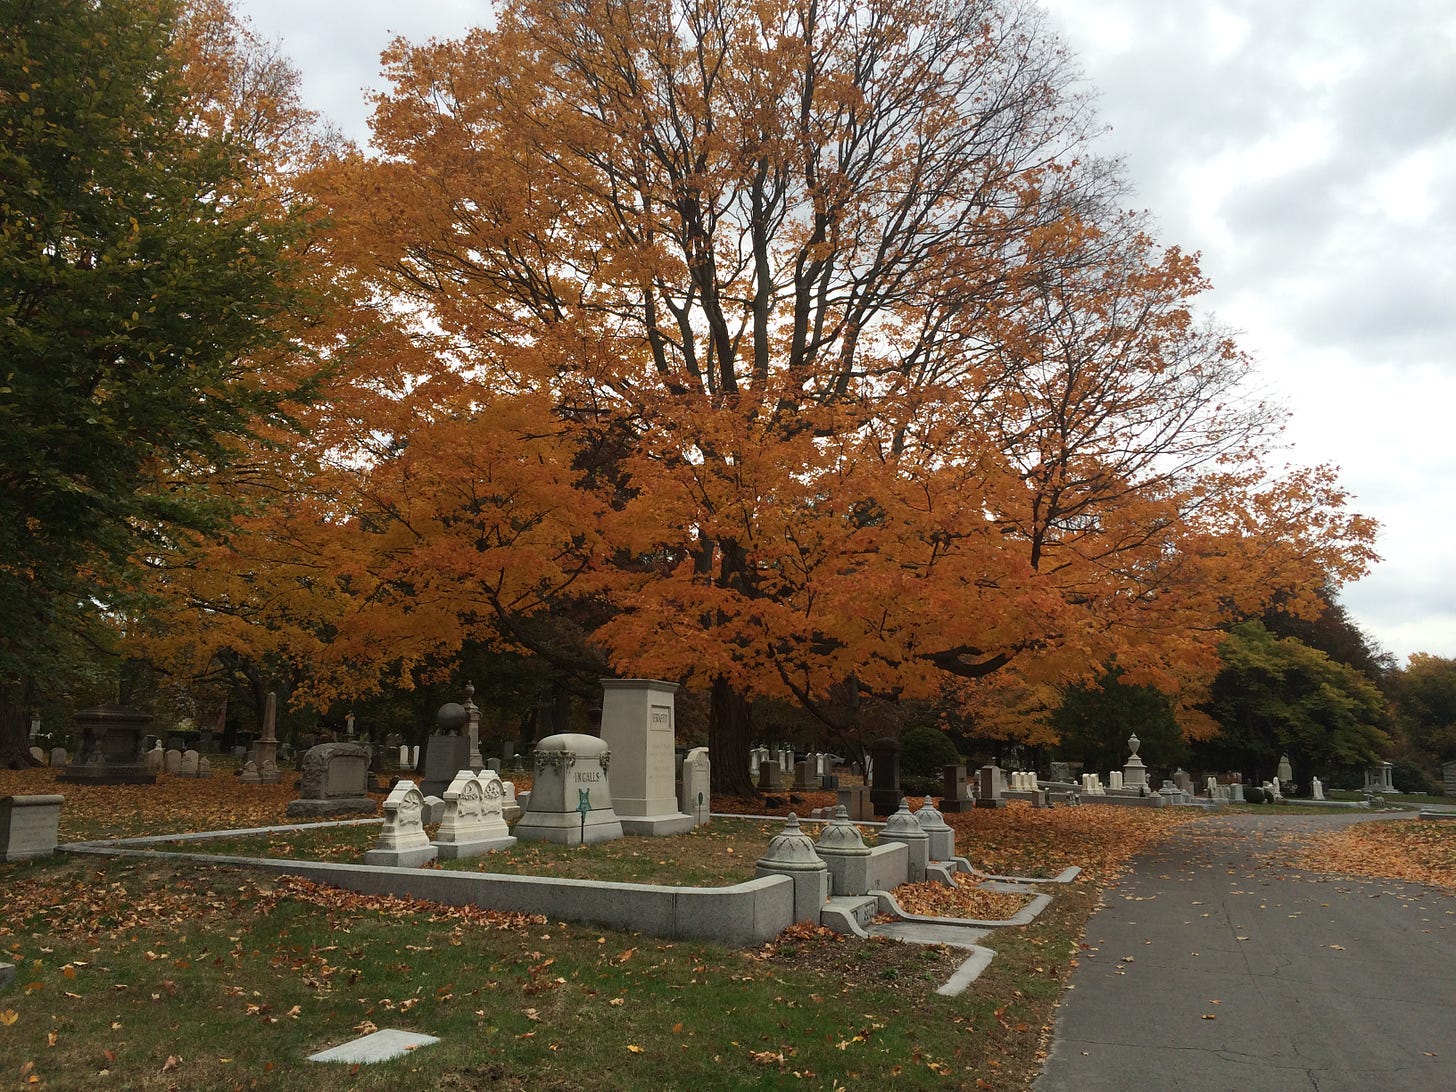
1295,817 -> 1456,891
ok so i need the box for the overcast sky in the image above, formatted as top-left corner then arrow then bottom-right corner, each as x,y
233,0 -> 1456,664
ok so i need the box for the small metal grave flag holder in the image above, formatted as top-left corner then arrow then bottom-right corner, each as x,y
577,788 -> 591,845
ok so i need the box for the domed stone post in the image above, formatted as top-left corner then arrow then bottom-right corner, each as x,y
815,806 -> 872,896
879,798 -> 930,882
914,798 -> 955,862
756,814 -> 829,923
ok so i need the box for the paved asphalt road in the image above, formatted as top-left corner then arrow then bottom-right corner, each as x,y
1036,811 -> 1456,1091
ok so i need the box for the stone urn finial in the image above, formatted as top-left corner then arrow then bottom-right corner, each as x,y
1127,733 -> 1141,758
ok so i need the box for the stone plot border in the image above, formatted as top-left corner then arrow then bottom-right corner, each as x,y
61,823 -> 796,949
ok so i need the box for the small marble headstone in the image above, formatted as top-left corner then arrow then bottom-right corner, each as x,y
433,770 -> 514,859
363,780 -> 436,867
164,748 -> 182,775
179,749 -> 200,777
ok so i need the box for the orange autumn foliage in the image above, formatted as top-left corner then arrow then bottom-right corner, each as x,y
133,0 -> 1375,783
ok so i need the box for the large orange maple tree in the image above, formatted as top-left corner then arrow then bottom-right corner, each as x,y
139,0 -> 1375,792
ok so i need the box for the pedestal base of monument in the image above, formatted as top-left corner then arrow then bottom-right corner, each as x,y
362,844 -> 438,868
514,809 -> 625,846
974,798 -> 1006,809
434,834 -> 517,859
618,812 -> 694,837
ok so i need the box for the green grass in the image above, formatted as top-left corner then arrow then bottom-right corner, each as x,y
0,851 -> 1094,1090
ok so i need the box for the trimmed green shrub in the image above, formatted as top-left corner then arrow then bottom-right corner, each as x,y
1244,785 -> 1265,804
900,726 -> 961,780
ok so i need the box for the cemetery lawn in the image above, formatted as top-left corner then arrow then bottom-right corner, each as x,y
26,771 -> 1452,1089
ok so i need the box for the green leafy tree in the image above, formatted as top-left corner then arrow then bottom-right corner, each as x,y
1396,653 -> 1456,764
1198,622 -> 1389,783
0,0 -> 313,764
1051,668 -> 1185,775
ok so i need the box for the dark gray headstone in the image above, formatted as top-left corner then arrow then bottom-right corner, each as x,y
286,743 -> 376,817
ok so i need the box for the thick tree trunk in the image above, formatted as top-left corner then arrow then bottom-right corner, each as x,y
708,675 -> 758,797
0,678 -> 41,769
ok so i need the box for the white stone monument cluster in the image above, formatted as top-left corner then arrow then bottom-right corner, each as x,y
365,769 -> 518,867
356,678 -> 711,859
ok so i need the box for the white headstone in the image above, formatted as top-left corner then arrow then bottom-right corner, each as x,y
163,748 -> 182,774
364,780 -> 436,866
679,746 -> 711,827
1312,776 -> 1324,801
434,770 -> 513,859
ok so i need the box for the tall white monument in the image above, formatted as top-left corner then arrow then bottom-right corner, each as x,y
598,679 -> 693,836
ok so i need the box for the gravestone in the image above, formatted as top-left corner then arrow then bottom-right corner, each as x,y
240,759 -> 261,783
1048,761 -> 1071,783
286,742 -> 377,817
1364,762 -> 1397,794
1278,754 -> 1294,784
835,784 -> 873,822
433,770 -> 514,859
462,682 -> 485,771
420,701 -> 472,797
598,678 -> 691,835
144,744 -> 163,775
975,763 -> 1006,808
939,764 -> 973,813
1312,776 -> 1325,801
61,705 -> 154,785
163,748 -> 182,775
0,795 -> 65,861
514,733 -> 624,845
179,749 -> 200,777
364,780 -> 436,867
679,746 -> 711,827
28,746 -> 44,765
1445,761 -> 1456,796
1122,733 -> 1148,791
793,760 -> 812,791
868,737 -> 902,817
255,692 -> 281,784
759,760 -> 784,791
